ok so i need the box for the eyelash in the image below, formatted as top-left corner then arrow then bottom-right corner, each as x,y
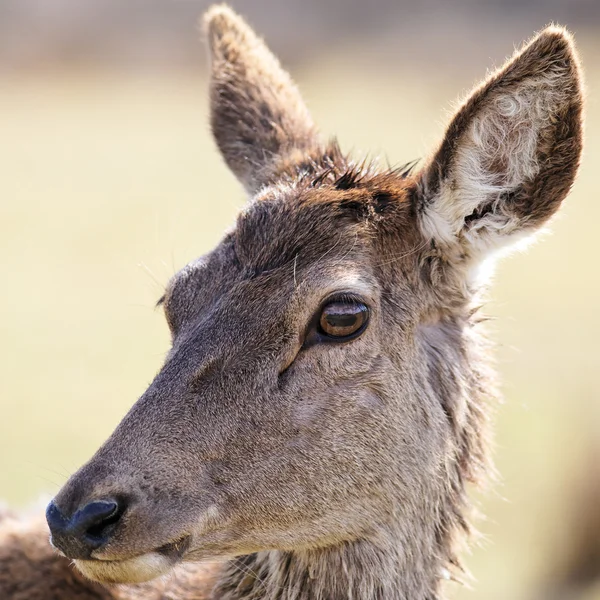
320,292 -> 364,308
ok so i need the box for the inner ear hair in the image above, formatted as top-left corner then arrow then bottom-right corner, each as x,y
417,25 -> 584,255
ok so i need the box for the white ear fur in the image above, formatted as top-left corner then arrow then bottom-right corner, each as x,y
418,26 -> 583,260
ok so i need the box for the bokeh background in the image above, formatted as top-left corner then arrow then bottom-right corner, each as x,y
1,1 -> 599,599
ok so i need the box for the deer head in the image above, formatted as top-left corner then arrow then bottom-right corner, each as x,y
46,6 -> 583,599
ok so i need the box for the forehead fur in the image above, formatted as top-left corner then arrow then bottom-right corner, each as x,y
233,154 -> 419,276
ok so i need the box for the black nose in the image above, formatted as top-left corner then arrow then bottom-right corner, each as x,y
46,498 -> 124,559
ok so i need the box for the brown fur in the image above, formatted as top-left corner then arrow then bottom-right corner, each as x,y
0,6 -> 584,600
206,6 -> 321,193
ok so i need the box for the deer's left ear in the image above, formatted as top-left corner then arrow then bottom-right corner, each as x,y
416,26 -> 583,261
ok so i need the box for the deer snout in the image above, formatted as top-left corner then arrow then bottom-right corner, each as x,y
46,498 -> 125,559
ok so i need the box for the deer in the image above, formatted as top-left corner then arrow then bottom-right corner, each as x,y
0,5 -> 584,600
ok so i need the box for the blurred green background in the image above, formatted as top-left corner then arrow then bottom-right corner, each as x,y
0,1 -> 599,599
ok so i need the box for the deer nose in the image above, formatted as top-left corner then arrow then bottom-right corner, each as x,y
46,498 -> 124,559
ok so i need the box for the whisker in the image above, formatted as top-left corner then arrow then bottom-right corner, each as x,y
138,261 -> 165,290
374,239 -> 429,268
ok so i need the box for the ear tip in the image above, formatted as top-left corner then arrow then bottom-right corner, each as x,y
537,23 -> 575,43
203,3 -> 237,26
511,23 -> 584,97
537,24 -> 576,51
202,4 -> 248,44
529,24 -> 581,67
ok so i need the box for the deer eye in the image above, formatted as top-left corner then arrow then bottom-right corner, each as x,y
318,300 -> 369,341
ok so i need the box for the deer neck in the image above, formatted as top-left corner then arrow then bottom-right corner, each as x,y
212,524 -> 448,600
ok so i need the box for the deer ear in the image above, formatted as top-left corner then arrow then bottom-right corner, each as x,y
416,26 -> 583,262
203,5 -> 321,194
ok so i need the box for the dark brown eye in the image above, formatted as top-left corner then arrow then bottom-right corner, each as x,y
318,301 -> 369,340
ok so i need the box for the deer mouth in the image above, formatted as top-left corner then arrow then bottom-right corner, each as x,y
73,536 -> 191,584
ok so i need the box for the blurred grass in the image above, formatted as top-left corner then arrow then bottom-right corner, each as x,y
0,44 -> 599,599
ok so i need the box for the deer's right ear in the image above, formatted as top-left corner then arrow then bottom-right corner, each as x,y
203,5 -> 321,194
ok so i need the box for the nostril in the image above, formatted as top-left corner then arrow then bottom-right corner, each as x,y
75,499 -> 124,544
84,503 -> 122,540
